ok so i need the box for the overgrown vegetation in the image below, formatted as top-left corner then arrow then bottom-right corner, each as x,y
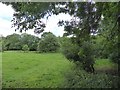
63,68 -> 119,88
1,1 -> 119,88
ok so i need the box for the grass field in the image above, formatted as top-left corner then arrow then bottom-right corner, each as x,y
2,51 -> 118,88
2,51 -> 74,88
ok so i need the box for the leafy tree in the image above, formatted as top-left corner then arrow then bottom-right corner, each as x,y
4,33 -> 21,50
37,32 -> 60,53
4,2 -> 119,72
22,44 -> 29,52
98,2 -> 119,63
20,33 -> 40,51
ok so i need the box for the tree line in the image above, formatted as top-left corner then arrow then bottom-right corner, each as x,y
0,32 -> 60,52
2,2 -> 119,73
0,31 -> 118,64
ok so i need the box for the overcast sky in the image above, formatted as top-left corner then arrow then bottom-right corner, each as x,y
0,3 -> 72,37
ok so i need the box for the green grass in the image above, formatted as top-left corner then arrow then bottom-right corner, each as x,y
94,59 -> 118,74
2,51 -> 74,88
2,51 -> 118,88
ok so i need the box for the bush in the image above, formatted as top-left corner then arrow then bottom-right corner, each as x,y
63,65 -> 119,88
78,41 -> 95,72
61,38 -> 95,73
61,38 -> 80,61
109,51 -> 119,63
22,44 -> 29,52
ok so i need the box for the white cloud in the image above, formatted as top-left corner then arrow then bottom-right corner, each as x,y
0,3 -> 72,37
44,13 -> 72,37
0,3 -> 14,20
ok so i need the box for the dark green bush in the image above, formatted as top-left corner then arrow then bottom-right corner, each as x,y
63,65 -> 119,88
61,41 -> 80,61
61,38 -> 95,73
109,51 -> 119,63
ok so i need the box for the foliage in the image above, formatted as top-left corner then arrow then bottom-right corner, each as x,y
63,60 -> 119,88
2,33 -> 40,51
22,44 -> 29,52
98,2 -> 119,63
4,34 -> 21,50
20,33 -> 40,51
60,37 -> 79,61
0,39 -> 2,52
64,70 -> 119,88
0,36 -> 4,52
60,37 -> 95,72
3,2 -> 119,72
78,41 -> 95,72
37,32 -> 60,53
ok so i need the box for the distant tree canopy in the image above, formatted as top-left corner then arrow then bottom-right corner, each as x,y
2,32 -> 60,53
4,34 -> 21,50
37,32 -> 60,53
3,2 -> 119,72
2,33 -> 40,51
20,33 -> 40,51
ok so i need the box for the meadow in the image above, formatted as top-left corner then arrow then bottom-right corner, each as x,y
2,51 -> 74,88
2,51 -> 118,88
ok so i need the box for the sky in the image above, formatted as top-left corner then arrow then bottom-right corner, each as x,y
0,3 -> 72,37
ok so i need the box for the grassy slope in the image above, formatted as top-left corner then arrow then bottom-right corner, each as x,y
2,51 -> 74,88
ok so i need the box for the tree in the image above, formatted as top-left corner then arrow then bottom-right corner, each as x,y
37,32 -> 60,53
4,2 -> 118,72
4,33 -> 21,50
98,2 -> 119,63
22,44 -> 29,52
20,33 -> 40,51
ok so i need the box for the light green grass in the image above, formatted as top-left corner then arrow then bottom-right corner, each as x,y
2,51 -> 118,88
2,51 -> 74,88
94,59 -> 118,72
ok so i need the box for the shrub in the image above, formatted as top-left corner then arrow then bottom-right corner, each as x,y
109,51 -> 119,63
61,38 -> 80,61
22,44 -> 29,52
78,41 -> 95,73
63,65 -> 119,88
61,38 -> 95,73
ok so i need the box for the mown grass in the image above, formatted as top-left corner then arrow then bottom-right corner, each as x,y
2,51 -> 119,88
2,51 -> 74,88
